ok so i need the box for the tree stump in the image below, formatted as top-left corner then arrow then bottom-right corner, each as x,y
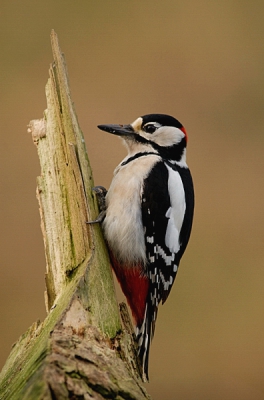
0,31 -> 151,400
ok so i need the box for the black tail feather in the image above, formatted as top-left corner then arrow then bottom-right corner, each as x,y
136,302 -> 158,381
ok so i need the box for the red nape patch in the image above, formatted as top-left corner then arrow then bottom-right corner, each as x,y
110,255 -> 149,326
180,126 -> 188,142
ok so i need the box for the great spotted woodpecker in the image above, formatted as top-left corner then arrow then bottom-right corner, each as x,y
96,114 -> 194,380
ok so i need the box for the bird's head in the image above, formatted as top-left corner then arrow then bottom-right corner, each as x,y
98,113 -> 188,163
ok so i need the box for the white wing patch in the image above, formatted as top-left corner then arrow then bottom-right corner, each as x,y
165,207 -> 180,253
155,244 -> 175,266
165,164 -> 186,254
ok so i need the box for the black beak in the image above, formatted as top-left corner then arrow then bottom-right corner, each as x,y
97,124 -> 135,138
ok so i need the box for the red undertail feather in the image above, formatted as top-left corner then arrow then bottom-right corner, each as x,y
109,253 -> 149,327
109,252 -> 151,380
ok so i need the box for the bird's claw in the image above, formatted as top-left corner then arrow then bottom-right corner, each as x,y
87,186 -> 107,224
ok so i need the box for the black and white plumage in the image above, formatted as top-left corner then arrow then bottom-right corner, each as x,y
97,114 -> 194,381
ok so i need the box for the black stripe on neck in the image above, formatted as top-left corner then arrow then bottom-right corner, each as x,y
121,152 -> 159,166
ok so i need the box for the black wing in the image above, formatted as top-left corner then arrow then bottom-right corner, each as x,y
142,161 -> 186,304
137,160 -> 194,379
142,161 -> 194,323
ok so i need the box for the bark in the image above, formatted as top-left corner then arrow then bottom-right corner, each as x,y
0,31 -> 151,400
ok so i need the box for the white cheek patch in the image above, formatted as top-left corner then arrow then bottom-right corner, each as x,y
152,126 -> 184,147
165,165 -> 186,253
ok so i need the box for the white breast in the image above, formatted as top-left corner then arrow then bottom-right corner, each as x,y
103,155 -> 160,265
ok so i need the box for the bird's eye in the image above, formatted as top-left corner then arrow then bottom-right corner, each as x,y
143,124 -> 157,134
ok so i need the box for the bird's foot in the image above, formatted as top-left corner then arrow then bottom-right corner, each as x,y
87,186 -> 107,224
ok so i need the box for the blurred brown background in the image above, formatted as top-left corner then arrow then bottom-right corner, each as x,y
1,1 -> 264,399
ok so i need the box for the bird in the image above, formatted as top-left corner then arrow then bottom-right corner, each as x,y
96,114 -> 194,381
